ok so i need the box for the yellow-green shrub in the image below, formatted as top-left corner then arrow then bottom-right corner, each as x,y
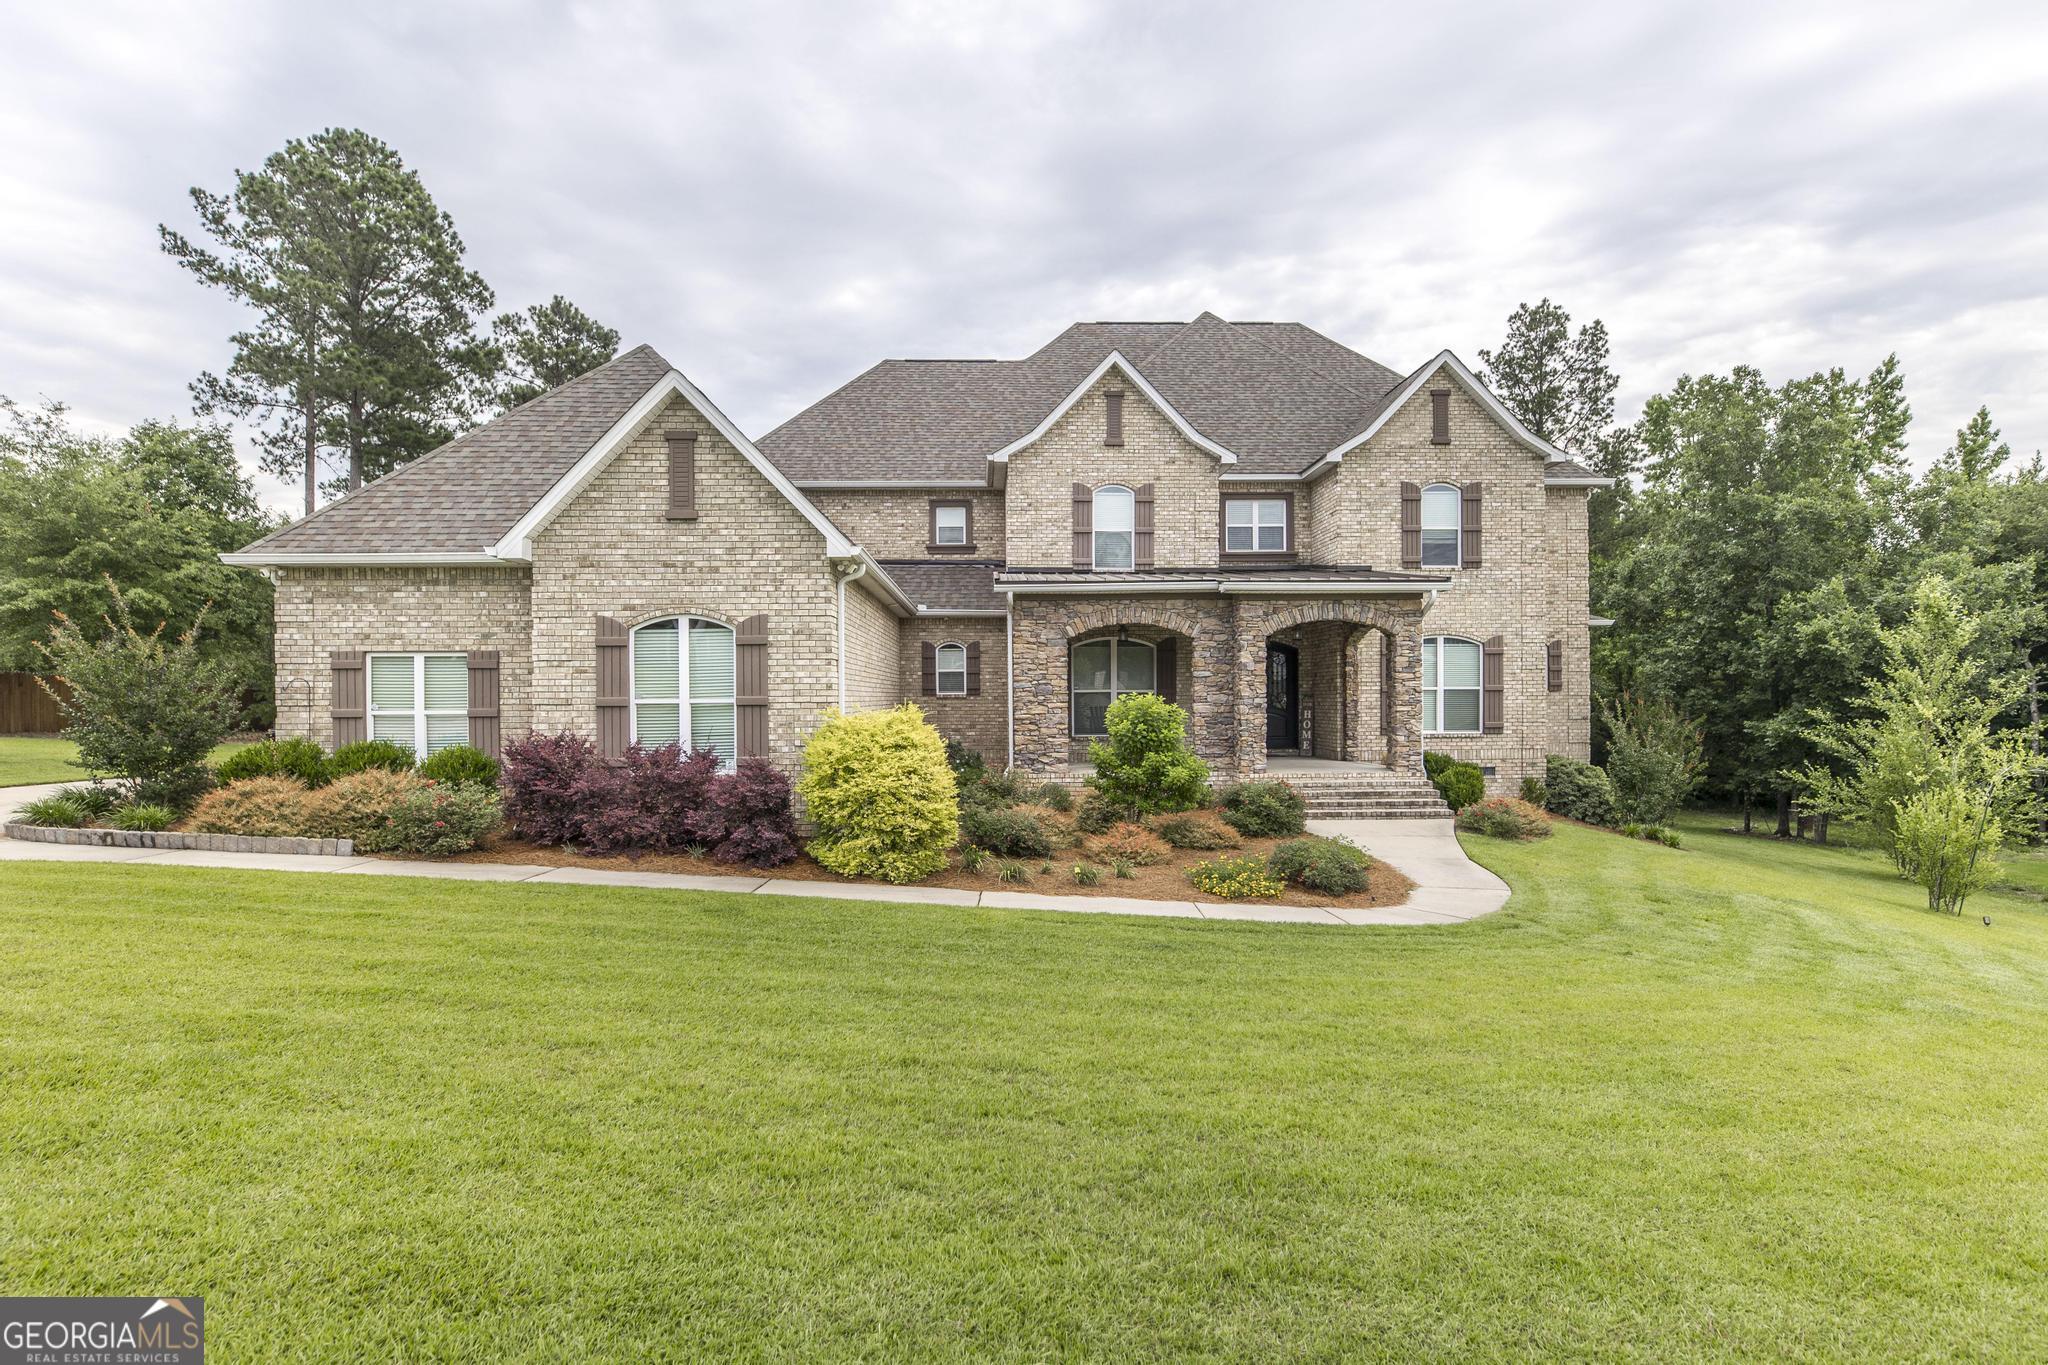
798,705 -> 959,883
188,776 -> 311,837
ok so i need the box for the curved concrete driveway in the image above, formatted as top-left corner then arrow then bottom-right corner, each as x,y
1308,817 -> 1510,922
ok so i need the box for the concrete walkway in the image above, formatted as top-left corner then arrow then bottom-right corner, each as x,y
1,782 -> 1507,927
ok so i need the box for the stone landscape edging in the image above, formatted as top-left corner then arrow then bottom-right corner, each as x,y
2,822 -> 353,857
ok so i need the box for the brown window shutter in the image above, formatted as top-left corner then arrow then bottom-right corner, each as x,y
466,650 -> 502,756
330,650 -> 366,748
1482,634 -> 1505,734
1133,482 -> 1155,568
595,616 -> 630,757
1399,482 -> 1422,568
1105,390 -> 1124,446
1462,482 -> 1483,567
1156,636 -> 1177,703
736,614 -> 770,757
1547,639 -> 1563,692
920,640 -> 937,696
1431,389 -> 1451,444
1072,482 -> 1093,568
965,641 -> 981,696
666,433 -> 697,520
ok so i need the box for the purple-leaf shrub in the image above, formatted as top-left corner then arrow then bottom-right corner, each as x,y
574,744 -> 724,856
709,758 -> 800,867
500,732 -> 596,845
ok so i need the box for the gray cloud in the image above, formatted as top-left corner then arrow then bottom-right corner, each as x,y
4,0 -> 2045,512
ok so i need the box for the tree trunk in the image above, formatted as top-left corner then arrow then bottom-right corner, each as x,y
302,389 -> 316,517
1742,802 -> 1752,834
1775,790 -> 1792,838
348,396 -> 364,492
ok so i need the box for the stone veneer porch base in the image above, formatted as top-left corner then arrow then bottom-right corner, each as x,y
3,822 -> 354,857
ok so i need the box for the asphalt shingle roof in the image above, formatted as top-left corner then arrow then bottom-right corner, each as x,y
877,560 -> 1005,612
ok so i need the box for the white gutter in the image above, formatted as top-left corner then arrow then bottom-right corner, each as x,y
219,551 -> 506,568
1544,476 -> 1616,489
797,480 -> 988,490
916,608 -> 1009,618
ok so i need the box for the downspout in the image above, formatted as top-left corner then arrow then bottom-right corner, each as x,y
1005,604 -> 1015,773
835,560 -> 868,713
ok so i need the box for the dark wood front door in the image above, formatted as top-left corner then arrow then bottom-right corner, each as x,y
1265,642 -> 1300,750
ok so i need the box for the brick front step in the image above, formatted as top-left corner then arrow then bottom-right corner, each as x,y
1026,768 -> 1451,818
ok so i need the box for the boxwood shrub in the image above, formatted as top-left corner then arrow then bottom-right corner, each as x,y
799,704 -> 959,883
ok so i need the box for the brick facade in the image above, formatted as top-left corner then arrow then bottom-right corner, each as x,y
809,488 -> 1006,561
840,575 -> 903,713
900,616 -> 1009,764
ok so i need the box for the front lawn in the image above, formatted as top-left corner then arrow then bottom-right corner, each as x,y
2,814 -> 2045,1358
0,735 -> 255,788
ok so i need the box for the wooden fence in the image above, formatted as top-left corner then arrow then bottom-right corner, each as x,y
0,673 -> 67,734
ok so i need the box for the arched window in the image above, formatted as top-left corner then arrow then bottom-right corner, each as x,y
1422,636 -> 1483,734
1071,636 -> 1157,736
630,617 -> 738,766
934,642 -> 968,696
1420,483 -> 1462,567
1093,485 -> 1135,570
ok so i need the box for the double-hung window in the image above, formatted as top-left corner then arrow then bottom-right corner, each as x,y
368,653 -> 469,756
1420,483 -> 1462,567
630,617 -> 739,767
935,643 -> 968,696
932,503 -> 969,547
1422,636 -> 1483,734
1223,497 -> 1288,553
1092,485 -> 1134,570
1070,637 -> 1157,736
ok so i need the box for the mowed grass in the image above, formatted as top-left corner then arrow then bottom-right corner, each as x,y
2,816 -> 2046,1360
0,736 -> 252,787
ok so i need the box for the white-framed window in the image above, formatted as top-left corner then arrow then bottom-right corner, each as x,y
1092,485 -> 1134,570
1224,497 -> 1288,553
1070,637 -> 1157,736
630,617 -> 738,768
1421,483 -> 1462,567
1422,636 -> 1483,734
368,653 -> 470,756
935,642 -> 968,696
933,503 -> 968,546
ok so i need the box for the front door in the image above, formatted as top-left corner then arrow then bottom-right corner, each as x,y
1265,642 -> 1300,750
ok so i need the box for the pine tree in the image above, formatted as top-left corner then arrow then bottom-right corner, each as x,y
491,296 -> 621,411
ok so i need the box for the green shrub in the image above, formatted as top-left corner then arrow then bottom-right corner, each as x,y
799,704 -> 959,884
995,860 -> 1029,884
1267,836 -> 1373,893
361,782 -> 503,856
1187,854 -> 1285,900
959,803 -> 1055,858
68,785 -> 119,819
215,737 -> 329,787
1423,750 -> 1458,780
1029,781 -> 1073,812
1519,776 -> 1548,807
1600,691 -> 1705,825
1653,826 -> 1683,849
418,744 -> 500,788
1219,781 -> 1307,837
1071,862 -> 1101,886
1089,822 -> 1171,867
1895,785 -> 2003,914
958,769 -> 1018,810
18,794 -> 88,827
1428,760 -> 1486,812
1455,796 -> 1552,841
944,739 -> 986,777
302,769 -> 429,844
112,803 -> 176,832
188,776 -> 311,837
327,739 -> 417,778
1086,693 -> 1209,814
1074,794 -> 1129,835
1110,857 -> 1135,880
958,844 -> 987,873
1544,755 -> 1617,826
1154,813 -> 1239,850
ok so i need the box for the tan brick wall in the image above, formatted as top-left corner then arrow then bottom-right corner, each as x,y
808,488 -> 1006,561
528,391 -> 849,773
901,616 -> 1009,764
1307,366 -> 1593,788
1221,481 -> 1314,563
271,566 -> 533,751
841,577 -> 903,712
1005,368 -> 1223,569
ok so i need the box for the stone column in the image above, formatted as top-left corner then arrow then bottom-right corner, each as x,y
1386,621 -> 1424,773
1229,598 -> 1268,779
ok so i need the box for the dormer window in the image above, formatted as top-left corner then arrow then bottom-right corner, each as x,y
1092,485 -> 1134,570
1420,483 -> 1462,567
929,500 -> 972,552
1222,497 -> 1289,555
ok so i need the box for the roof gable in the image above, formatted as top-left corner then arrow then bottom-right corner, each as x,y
986,351 -> 1239,466
1321,350 -> 1579,468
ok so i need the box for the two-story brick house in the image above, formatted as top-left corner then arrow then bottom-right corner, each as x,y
226,313 -> 1607,797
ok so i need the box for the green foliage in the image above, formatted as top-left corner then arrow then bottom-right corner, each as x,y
1187,854 -> 1286,900
957,844 -> 986,873
1218,781 -> 1307,837
1519,776 -> 1548,806
1154,814 -> 1240,850
1086,694 -> 1209,814
1071,863 -> 1102,887
994,860 -> 1029,885
302,770 -> 430,844
944,739 -> 986,778
1894,785 -> 2002,914
1028,781 -> 1073,812
958,804 -> 1055,859
1655,827 -> 1683,848
361,782 -> 502,857
188,776 -> 310,837
799,705 -> 959,884
215,737 -> 329,787
490,296 -> 620,411
18,794 -> 88,827
1544,755 -> 1618,827
112,803 -> 176,832
1600,691 -> 1706,824
36,579 -> 241,806
1073,794 -> 1129,835
67,785 -> 119,819
1267,836 -> 1373,894
327,739 -> 418,778
417,744 -> 500,788
1456,797 -> 1553,841
1109,857 -> 1135,879
957,768 -> 1017,811
1430,762 -> 1487,813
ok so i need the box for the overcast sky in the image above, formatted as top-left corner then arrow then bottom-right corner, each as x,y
5,0 -> 2046,512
